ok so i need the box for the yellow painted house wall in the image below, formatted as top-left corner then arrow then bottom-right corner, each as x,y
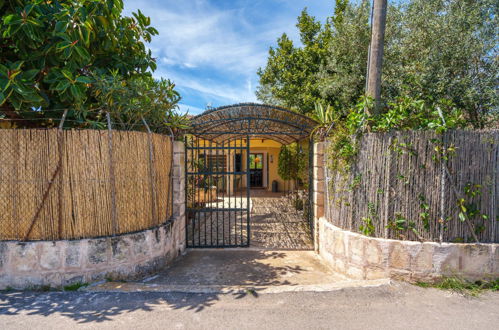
241,139 -> 289,192
192,137 -> 291,192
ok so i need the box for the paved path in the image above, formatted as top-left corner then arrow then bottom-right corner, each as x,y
250,194 -> 313,249
86,249 -> 369,294
1,282 -> 498,329
187,192 -> 313,249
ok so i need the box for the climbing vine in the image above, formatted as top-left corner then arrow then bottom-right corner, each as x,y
319,96 -> 495,242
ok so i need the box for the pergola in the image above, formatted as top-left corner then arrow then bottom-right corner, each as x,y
189,103 -> 317,144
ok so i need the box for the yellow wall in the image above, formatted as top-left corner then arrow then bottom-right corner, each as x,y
190,137 -> 293,192
241,139 -> 291,192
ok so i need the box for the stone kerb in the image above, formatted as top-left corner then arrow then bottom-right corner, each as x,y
318,217 -> 498,282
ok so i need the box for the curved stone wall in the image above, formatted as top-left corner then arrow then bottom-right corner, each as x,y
318,217 -> 498,282
0,220 -> 183,289
0,141 -> 186,290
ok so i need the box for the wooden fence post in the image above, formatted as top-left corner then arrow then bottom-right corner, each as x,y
142,117 -> 158,225
106,113 -> 118,234
58,109 -> 68,239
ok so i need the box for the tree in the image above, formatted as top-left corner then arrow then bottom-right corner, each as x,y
258,0 -> 498,127
0,0 -> 182,129
385,0 -> 498,126
256,8 -> 331,114
319,0 -> 373,113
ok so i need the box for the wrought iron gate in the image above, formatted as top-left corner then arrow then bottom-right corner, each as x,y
185,136 -> 250,247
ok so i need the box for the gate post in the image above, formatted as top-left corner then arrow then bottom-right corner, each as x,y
312,142 -> 325,253
172,141 -> 186,252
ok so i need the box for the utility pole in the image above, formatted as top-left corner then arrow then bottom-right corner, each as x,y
366,0 -> 388,115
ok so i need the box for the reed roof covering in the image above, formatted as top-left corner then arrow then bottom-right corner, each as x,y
190,103 -> 317,144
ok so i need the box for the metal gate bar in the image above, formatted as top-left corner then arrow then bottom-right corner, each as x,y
185,136 -> 250,247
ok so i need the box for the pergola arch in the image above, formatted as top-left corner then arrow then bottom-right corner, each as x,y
189,103 -> 316,144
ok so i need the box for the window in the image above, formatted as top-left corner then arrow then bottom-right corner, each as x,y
249,153 -> 263,170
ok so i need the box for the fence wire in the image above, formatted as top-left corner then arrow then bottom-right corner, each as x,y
324,130 -> 499,243
0,122 -> 173,241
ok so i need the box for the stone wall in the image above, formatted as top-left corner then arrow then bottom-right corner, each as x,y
0,141 -> 186,289
318,217 -> 499,282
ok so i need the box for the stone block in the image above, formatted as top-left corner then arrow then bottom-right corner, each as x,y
314,205 -> 324,219
433,244 -> 459,274
65,241 -> 81,268
314,142 -> 324,154
332,230 -> 345,256
365,266 -> 388,280
412,243 -> 434,273
313,166 -> 324,181
175,153 -> 185,165
314,153 -> 324,166
365,239 -> 383,265
348,235 -> 365,265
458,244 -> 491,275
87,238 -> 109,265
173,166 -> 183,179
173,141 -> 184,153
313,180 -> 324,194
389,269 -> 412,281
346,264 -> 364,279
134,255 -> 167,277
0,242 -> 7,270
389,242 -> 410,270
13,275 -> 43,289
12,243 -> 38,272
111,236 -> 131,263
492,245 -> 499,274
40,242 -> 62,270
335,258 -> 346,274
130,232 -> 148,258
314,191 -> 324,207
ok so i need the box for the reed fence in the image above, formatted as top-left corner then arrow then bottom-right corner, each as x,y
0,128 -> 173,241
324,130 -> 498,243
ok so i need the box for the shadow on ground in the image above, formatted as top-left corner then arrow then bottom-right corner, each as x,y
0,290 -> 259,323
0,249 -> 342,323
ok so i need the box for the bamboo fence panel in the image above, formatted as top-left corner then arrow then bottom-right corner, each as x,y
0,129 -> 173,241
325,130 -> 498,243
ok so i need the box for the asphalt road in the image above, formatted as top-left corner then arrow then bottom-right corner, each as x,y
1,282 -> 498,330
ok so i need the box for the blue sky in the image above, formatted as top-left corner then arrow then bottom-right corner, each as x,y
124,0 -> 333,114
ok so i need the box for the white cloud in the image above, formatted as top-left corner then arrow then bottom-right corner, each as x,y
154,68 -> 258,104
125,1 -> 271,76
178,103 -> 205,115
123,1 -> 325,105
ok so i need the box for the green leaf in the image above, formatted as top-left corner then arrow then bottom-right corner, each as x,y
21,69 -> 39,81
96,16 -> 109,29
8,70 -> 21,80
10,61 -> 23,71
70,84 -> 82,99
458,212 -> 466,222
23,91 -> 44,103
74,46 -> 90,62
76,76 -> 92,84
56,41 -> 72,51
0,91 -> 5,105
61,70 -> 73,81
55,21 -> 68,33
54,80 -> 70,91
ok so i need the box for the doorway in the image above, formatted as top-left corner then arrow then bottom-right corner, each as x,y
249,153 -> 264,188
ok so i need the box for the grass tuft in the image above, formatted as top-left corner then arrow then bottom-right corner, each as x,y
63,282 -> 88,291
416,277 -> 499,297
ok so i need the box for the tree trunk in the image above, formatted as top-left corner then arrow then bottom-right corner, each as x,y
366,0 -> 388,115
